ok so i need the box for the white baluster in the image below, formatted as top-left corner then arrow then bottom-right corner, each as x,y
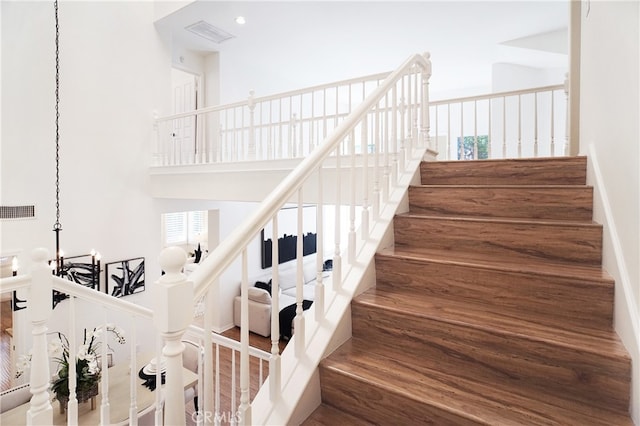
290,113 -> 298,158
372,104 -> 381,221
239,249 -> 251,425
502,97 -> 507,158
534,92 -> 539,157
564,73 -> 569,156
100,310 -> 110,425
153,247 -> 193,426
488,99 -> 492,158
128,315 -> 138,425
361,115 -> 370,240
333,146 -> 342,291
474,100 -> 478,159
214,343 -> 221,426
391,85 -> 398,186
270,216 -> 281,400
447,104 -> 451,160
67,297 -> 78,426
315,171 -> 325,321
348,131 -> 356,265
248,92 -> 256,161
399,93 -> 406,172
517,94 -> 522,158
203,289 -> 214,424
551,89 -> 556,157
459,102 -> 464,160
26,248 -> 53,426
295,191 -> 306,357
420,52 -> 433,150
382,94 -> 390,203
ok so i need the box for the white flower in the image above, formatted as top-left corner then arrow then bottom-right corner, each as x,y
77,344 -> 90,361
15,352 -> 32,378
48,339 -> 63,357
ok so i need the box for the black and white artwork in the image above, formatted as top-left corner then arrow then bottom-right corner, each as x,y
105,257 -> 145,298
49,254 -> 101,310
261,205 -> 317,269
61,254 -> 100,290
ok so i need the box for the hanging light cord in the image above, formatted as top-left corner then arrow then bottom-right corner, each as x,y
53,0 -> 62,233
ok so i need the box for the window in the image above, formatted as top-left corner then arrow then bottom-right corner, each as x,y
163,211 -> 207,247
457,135 -> 489,160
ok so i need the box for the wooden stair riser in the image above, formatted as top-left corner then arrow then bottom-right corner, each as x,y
374,254 -> 614,332
421,157 -> 587,186
350,303 -> 631,413
394,216 -> 603,267
319,365 -> 482,426
408,186 -> 594,221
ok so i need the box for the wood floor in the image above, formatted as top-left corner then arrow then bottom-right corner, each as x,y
304,156 -> 633,425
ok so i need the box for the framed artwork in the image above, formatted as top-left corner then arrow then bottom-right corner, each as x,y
61,254 -> 100,290
46,253 -> 101,310
105,257 -> 145,298
261,205 -> 317,269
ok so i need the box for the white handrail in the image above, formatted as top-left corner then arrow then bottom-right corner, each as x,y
189,53 -> 431,299
155,71 -> 390,124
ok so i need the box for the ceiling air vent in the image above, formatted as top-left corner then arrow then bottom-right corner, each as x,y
1,205 -> 36,220
185,20 -> 235,44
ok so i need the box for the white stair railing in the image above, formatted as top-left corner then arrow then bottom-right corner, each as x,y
0,248 -> 269,426
153,71 -> 392,166
2,51 -> 431,425
430,80 -> 568,160
187,51 -> 432,424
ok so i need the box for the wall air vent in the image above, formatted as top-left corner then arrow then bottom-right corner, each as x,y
1,205 -> 36,220
185,20 -> 235,44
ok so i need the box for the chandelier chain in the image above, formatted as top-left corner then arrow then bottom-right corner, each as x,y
53,0 -> 61,231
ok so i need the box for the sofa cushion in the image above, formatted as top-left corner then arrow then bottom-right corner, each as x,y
303,262 -> 316,284
247,287 -> 271,304
278,268 -> 297,290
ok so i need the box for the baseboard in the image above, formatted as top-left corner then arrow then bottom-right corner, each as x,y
586,144 -> 640,424
213,322 -> 236,334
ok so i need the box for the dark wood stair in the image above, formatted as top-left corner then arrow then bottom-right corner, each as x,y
303,156 -> 633,425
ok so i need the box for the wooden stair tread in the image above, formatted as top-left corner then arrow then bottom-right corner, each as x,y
322,339 -> 632,426
377,247 -> 613,283
397,212 -> 598,226
415,184 -> 591,189
302,403 -> 375,426
354,288 -> 629,359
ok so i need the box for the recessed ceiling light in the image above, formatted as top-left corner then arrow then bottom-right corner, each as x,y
235,16 -> 246,25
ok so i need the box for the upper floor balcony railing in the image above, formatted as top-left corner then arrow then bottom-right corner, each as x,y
153,72 -> 568,169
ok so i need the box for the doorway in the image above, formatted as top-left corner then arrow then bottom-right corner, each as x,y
171,68 -> 201,163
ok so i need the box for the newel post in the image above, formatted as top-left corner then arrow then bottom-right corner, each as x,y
153,247 -> 193,426
27,248 -> 53,426
420,52 -> 432,152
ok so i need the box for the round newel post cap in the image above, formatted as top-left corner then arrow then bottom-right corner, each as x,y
32,247 -> 50,263
159,246 -> 187,275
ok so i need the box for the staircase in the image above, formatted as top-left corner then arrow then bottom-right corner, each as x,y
304,156 -> 632,425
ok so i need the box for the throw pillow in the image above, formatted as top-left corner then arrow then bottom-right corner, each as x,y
254,280 -> 272,296
247,287 -> 271,304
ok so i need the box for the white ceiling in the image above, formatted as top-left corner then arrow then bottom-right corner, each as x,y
155,1 -> 569,96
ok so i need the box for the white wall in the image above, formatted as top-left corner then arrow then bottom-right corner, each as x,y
1,1 -> 172,357
579,1 -> 639,422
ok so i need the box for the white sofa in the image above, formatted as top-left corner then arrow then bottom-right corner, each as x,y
233,256 -> 322,338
